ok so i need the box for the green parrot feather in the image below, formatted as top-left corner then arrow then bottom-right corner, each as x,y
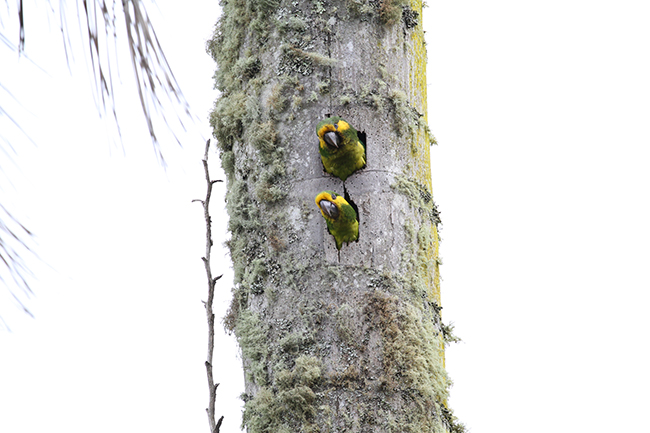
315,190 -> 359,250
316,116 -> 366,181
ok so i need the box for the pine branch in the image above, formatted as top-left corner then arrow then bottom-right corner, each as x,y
0,203 -> 36,330
0,0 -> 195,324
3,0 -> 194,162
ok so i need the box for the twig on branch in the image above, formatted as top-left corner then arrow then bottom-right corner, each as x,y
195,139 -> 224,433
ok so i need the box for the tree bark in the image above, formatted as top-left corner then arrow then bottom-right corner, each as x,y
208,0 -> 460,431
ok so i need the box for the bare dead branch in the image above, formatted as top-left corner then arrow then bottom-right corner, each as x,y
195,139 -> 224,433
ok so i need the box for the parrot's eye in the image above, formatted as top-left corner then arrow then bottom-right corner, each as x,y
334,123 -> 338,130
319,200 -> 339,219
330,193 -> 337,199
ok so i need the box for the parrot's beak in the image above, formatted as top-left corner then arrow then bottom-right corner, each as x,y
323,131 -> 340,149
319,200 -> 339,219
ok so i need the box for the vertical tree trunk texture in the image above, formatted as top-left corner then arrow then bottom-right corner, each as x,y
208,0 -> 459,431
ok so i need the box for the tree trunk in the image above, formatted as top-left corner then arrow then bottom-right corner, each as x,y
208,0 -> 460,431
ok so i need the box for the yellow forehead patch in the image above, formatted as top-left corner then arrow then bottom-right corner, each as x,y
315,191 -> 347,209
317,123 -> 336,138
317,119 -> 351,137
336,120 -> 350,132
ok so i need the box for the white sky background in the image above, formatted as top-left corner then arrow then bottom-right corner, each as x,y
1,1 -> 649,432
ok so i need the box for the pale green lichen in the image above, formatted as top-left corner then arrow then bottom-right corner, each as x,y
423,122 -> 439,145
279,16 -> 308,33
251,0 -> 280,12
402,5 -> 419,29
311,0 -> 325,15
233,56 -> 262,80
209,91 -> 247,154
317,80 -> 330,94
236,310 -> 271,386
250,120 -> 278,152
279,44 -> 338,77
299,50 -> 338,67
388,89 -> 421,142
243,356 -> 322,433
370,93 -> 384,110
441,322 -> 461,346
348,0 -> 375,18
379,0 -> 407,25
364,290 -> 450,425
335,303 -> 356,344
291,95 -> 303,111
279,331 -> 315,355
441,406 -> 467,433
267,81 -> 288,114
392,175 -> 441,226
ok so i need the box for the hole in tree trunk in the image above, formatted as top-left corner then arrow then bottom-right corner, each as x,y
358,129 -> 367,168
343,186 -> 360,228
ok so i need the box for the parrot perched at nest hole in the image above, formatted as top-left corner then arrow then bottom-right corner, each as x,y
316,116 -> 366,181
315,190 -> 359,250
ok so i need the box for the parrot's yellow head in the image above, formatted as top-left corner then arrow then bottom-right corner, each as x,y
315,190 -> 347,221
317,118 -> 352,151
